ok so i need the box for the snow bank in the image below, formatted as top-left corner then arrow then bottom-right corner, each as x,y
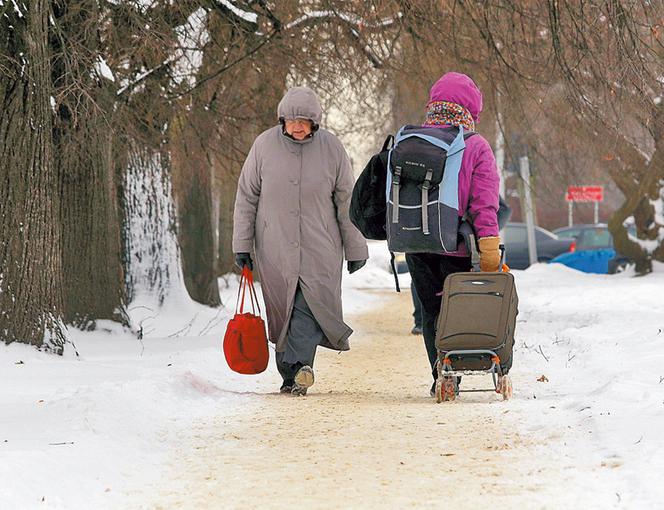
508,263 -> 664,507
0,273 -> 273,509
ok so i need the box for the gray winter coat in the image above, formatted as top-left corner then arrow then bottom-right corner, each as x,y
232,87 -> 369,353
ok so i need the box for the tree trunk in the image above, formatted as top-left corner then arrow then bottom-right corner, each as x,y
0,0 -> 67,352
649,183 -> 664,264
121,144 -> 187,307
609,142 -> 664,274
51,1 -> 128,329
608,105 -> 664,274
56,112 -> 128,328
171,113 -> 221,306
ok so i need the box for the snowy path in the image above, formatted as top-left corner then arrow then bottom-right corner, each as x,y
146,289 -> 619,509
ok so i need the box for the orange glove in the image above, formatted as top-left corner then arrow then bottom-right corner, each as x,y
478,236 -> 501,272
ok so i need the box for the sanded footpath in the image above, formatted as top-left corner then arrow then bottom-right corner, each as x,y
147,290 -> 593,509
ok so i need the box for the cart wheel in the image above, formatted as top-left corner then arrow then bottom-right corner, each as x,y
442,376 -> 456,402
498,375 -> 513,400
435,380 -> 443,403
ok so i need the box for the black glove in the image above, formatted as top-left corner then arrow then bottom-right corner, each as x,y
235,252 -> 253,271
347,259 -> 367,274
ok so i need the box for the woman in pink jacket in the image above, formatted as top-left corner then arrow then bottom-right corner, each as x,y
405,72 -> 501,397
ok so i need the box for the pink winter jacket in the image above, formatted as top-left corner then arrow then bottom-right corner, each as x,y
422,71 -> 499,255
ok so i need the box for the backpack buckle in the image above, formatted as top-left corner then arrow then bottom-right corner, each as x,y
393,166 -> 402,185
421,169 -> 433,190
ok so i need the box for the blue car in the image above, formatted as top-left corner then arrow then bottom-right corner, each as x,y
551,224 -> 635,274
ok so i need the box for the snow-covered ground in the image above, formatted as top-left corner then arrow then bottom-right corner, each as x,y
508,261 -> 664,508
1,245 -> 663,508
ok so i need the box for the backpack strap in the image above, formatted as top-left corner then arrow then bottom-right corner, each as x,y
421,169 -> 433,235
389,251 -> 401,292
385,127 -> 403,206
391,165 -> 402,224
395,132 -> 452,152
438,127 -> 467,211
381,134 -> 394,152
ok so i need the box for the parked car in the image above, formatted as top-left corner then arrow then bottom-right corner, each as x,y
502,222 -> 574,269
552,224 -> 636,273
553,223 -> 636,246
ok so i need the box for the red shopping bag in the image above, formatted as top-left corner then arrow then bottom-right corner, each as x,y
223,266 -> 269,374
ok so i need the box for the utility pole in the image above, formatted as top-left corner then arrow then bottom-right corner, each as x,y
519,156 -> 538,266
495,93 -> 505,199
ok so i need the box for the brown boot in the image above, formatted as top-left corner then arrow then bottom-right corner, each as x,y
434,376 -> 457,403
496,375 -> 513,400
291,365 -> 314,396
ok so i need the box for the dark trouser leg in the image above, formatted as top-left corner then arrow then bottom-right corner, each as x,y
275,284 -> 324,383
275,351 -> 298,382
406,254 -> 445,381
411,279 -> 423,329
405,253 -> 472,382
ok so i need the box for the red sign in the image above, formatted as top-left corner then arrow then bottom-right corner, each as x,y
566,186 -> 603,202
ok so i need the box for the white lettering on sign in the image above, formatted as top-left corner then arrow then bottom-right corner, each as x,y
566,186 -> 603,202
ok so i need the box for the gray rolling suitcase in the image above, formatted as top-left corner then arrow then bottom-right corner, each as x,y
433,224 -> 518,402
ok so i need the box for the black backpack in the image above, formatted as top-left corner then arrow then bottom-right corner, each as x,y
350,126 -> 476,247
349,135 -> 393,240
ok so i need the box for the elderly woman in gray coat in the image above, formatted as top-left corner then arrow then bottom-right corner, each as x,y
233,86 -> 369,396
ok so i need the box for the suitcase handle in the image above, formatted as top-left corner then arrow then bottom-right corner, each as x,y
459,222 -> 509,273
459,221 -> 481,271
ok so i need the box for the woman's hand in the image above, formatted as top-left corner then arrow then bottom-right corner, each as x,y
347,260 -> 367,274
478,237 -> 501,272
235,252 -> 254,271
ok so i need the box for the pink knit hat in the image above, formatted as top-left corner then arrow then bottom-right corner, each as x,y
428,72 -> 483,123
